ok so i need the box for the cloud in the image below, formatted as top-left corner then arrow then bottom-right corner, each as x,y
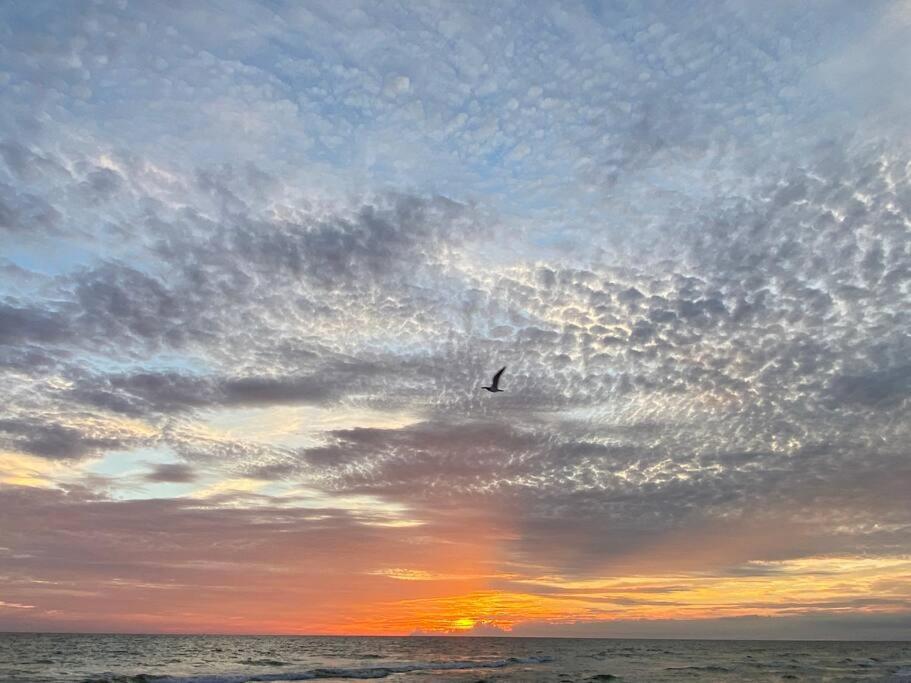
0,417 -> 129,461
0,303 -> 69,346
0,483 -> 501,633
67,371 -> 343,416
829,365 -> 911,408
143,463 -> 197,483
222,376 -> 337,407
507,612 -> 911,641
0,0 -> 910,638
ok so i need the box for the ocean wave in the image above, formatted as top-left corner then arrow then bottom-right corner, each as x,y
83,655 -> 554,682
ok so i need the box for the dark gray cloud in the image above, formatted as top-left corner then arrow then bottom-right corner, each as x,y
829,364 -> 911,408
222,375 -> 335,406
0,302 -> 69,346
65,371 -> 214,415
64,361 -> 398,417
71,263 -> 192,351
0,183 -> 61,233
143,462 -> 197,483
0,417 -> 129,460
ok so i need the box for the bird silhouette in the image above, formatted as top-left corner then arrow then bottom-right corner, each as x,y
482,366 -> 506,393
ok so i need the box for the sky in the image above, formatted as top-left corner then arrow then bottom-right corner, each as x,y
1,0 -> 910,640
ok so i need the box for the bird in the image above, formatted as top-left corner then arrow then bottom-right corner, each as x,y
482,366 -> 506,393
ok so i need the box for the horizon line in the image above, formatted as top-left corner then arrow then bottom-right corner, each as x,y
1,630 -> 909,643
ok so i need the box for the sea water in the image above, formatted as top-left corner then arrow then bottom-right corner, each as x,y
1,633 -> 910,682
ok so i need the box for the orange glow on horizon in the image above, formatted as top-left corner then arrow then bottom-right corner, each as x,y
312,555 -> 911,636
3,479 -> 909,637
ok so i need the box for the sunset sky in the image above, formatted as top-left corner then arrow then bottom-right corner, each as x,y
2,1 -> 911,639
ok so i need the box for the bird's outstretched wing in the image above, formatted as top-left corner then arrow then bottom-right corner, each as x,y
491,366 -> 506,390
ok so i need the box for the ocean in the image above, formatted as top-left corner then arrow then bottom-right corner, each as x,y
1,634 -> 910,682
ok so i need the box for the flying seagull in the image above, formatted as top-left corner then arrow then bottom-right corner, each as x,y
482,366 -> 506,393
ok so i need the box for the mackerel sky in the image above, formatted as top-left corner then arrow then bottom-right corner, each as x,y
1,1 -> 910,638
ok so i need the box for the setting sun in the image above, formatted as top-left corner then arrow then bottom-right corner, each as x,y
451,618 -> 476,630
